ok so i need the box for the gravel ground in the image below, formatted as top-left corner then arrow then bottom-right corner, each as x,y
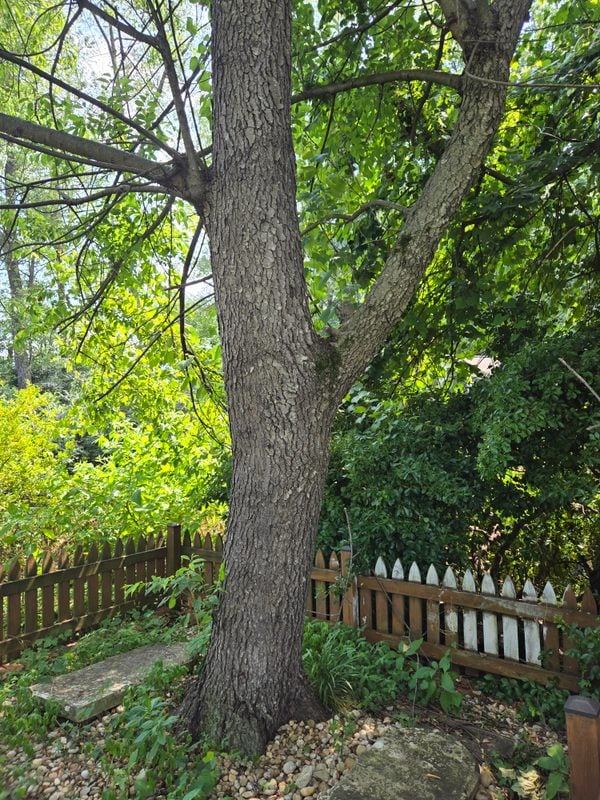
1,676 -> 565,800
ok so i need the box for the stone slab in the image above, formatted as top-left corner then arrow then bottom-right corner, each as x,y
327,727 -> 479,800
30,642 -> 193,722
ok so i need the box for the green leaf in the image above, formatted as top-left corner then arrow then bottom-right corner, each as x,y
545,771 -> 568,799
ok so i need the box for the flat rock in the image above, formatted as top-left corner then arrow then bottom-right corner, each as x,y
30,642 -> 193,722
326,727 -> 479,800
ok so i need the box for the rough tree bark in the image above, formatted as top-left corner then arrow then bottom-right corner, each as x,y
178,0 -> 339,752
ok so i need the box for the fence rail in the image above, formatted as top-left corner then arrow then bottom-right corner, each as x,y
1,526 -> 598,692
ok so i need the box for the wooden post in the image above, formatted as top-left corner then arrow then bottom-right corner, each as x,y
565,695 -> 600,800
166,523 -> 182,577
340,546 -> 358,628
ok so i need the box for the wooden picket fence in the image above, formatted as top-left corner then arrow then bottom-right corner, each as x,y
0,525 -> 222,662
306,550 -> 598,691
1,525 -> 598,693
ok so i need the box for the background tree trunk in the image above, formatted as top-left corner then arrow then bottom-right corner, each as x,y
1,153 -> 32,388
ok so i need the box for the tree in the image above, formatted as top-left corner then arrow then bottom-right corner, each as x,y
0,0 -> 562,753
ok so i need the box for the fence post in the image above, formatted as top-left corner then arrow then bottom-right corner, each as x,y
564,695 -> 600,800
340,546 -> 358,628
166,523 -> 182,577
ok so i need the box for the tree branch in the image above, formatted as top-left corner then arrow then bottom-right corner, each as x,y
332,0 -> 533,395
559,358 -> 600,404
0,113 -> 190,196
292,69 -> 462,103
148,1 -> 206,201
76,0 -> 159,47
0,46 -> 179,158
0,182 -> 169,210
301,199 -> 406,236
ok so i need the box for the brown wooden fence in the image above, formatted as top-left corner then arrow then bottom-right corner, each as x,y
1,525 -> 598,692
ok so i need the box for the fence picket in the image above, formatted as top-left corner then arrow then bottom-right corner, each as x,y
374,557 -> 389,634
501,576 -> 519,660
87,543 -> 99,614
561,587 -> 579,675
113,540 -> 125,605
156,533 -> 166,577
359,565 -> 373,630
24,556 -> 38,634
426,565 -> 440,644
124,538 -> 136,593
146,535 -> 157,582
203,533 -> 213,585
57,551 -> 70,622
522,579 -> 541,664
40,553 -> 55,630
408,562 -> 422,640
315,550 -> 327,620
7,560 -> 21,645
340,548 -> 357,627
135,536 -> 147,588
442,566 -> 458,647
541,581 -> 559,671
481,572 -> 499,656
328,552 -> 341,621
391,559 -> 405,637
581,588 -> 598,615
100,542 -> 112,609
462,570 -> 478,651
73,546 -> 85,617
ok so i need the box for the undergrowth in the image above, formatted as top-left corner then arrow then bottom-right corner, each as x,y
1,610 -> 588,800
476,675 -> 569,732
303,620 -> 462,714
0,610 -> 214,800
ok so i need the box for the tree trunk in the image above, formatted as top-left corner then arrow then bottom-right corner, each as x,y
179,0 -> 338,753
180,398 -> 335,753
5,251 -> 32,389
1,152 -> 32,389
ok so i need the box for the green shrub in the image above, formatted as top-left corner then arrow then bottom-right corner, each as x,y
560,621 -> 600,697
493,740 -> 569,799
